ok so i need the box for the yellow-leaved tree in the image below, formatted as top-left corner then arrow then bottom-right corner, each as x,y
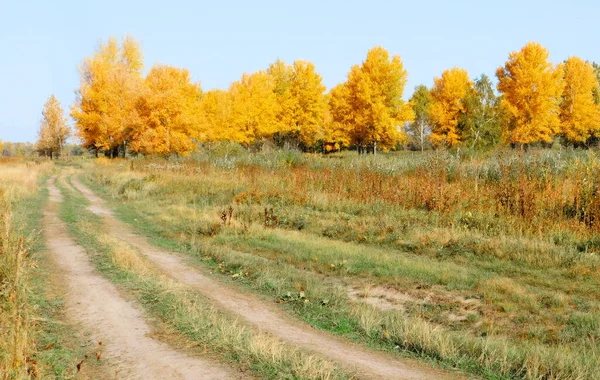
429,68 -> 473,147
71,36 -> 144,157
325,84 -> 353,151
288,60 -> 327,148
36,95 -> 70,159
332,46 -> 413,153
227,71 -> 280,145
131,65 -> 202,155
267,59 -> 327,149
496,42 -> 564,146
560,57 -> 600,145
268,59 -> 293,114
198,89 -> 231,142
268,59 -> 297,144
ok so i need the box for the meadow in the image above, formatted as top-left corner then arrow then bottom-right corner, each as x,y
75,146 -> 600,379
3,147 -> 600,379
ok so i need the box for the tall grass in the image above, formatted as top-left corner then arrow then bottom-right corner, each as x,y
0,161 -> 52,379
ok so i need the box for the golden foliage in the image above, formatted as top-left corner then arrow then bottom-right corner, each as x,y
71,36 -> 144,156
130,65 -> 202,155
227,71 -> 280,145
329,46 -> 413,151
429,68 -> 473,147
268,59 -> 328,146
36,95 -> 70,158
496,42 -> 564,145
326,84 -> 353,150
198,89 -> 231,142
560,57 -> 600,144
66,36 -> 600,154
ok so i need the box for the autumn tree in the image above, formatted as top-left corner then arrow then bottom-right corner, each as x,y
267,59 -> 294,147
71,36 -> 144,157
227,71 -> 280,145
130,65 -> 202,155
407,85 -> 432,151
267,59 -> 327,149
268,59 -> 293,104
331,46 -> 413,153
559,57 -> 600,145
496,42 -> 564,147
325,83 -> 353,151
429,68 -> 473,148
36,95 -> 70,159
198,89 -> 231,142
459,74 -> 503,150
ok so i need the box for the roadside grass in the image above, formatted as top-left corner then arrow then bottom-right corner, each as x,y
56,174 -> 349,380
1,161 -> 98,379
79,150 -> 600,379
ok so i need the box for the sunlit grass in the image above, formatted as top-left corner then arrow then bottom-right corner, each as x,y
82,148 -> 600,378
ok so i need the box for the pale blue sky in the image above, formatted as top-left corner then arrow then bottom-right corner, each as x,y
0,0 -> 597,142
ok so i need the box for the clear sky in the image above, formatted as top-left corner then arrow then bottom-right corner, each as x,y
1,0 -> 597,142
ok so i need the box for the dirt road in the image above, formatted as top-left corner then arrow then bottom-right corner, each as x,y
44,176 -> 242,380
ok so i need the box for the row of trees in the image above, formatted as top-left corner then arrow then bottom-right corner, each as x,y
408,43 -> 600,151
36,37 -> 600,157
69,37 -> 407,155
0,140 -> 36,158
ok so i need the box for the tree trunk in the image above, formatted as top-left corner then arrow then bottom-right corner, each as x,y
373,141 -> 377,156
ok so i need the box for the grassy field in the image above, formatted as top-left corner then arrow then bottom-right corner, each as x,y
78,147 -> 600,379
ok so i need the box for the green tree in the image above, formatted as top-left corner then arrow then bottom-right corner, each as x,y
459,75 -> 503,150
406,85 -> 432,151
591,62 -> 600,104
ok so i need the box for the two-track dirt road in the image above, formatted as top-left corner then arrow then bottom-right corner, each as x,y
42,172 -> 461,379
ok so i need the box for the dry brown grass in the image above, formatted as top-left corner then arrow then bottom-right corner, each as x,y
0,161 -> 53,379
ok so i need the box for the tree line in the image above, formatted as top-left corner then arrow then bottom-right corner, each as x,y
36,37 -> 600,157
